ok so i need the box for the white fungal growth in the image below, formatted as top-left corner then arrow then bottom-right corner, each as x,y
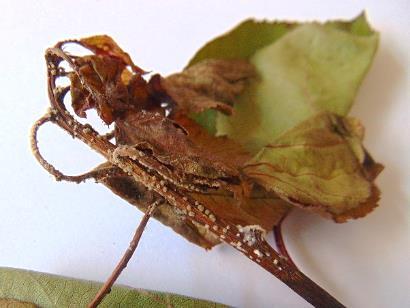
253,249 -> 263,258
82,127 -> 92,134
238,225 -> 266,247
273,259 -> 279,265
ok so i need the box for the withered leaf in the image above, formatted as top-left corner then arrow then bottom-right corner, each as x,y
163,59 -> 255,117
63,37 -> 291,247
69,55 -> 129,124
78,35 -> 145,74
171,115 -> 251,170
115,110 -> 240,183
243,113 -> 382,222
109,109 -> 291,247
94,162 -> 220,249
69,56 -> 169,124
190,190 -> 290,231
95,161 -> 290,248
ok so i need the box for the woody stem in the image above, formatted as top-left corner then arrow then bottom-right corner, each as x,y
88,201 -> 158,308
273,213 -> 297,268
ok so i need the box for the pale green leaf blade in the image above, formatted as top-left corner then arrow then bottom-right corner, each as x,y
187,19 -> 298,67
216,16 -> 378,152
0,267 -> 226,308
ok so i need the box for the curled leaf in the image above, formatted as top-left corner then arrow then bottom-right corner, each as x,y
115,111 -> 240,182
163,59 -> 255,116
79,35 -> 145,73
97,162 -> 290,248
69,55 -> 129,124
108,112 -> 291,247
243,113 -> 382,222
94,163 -> 221,249
190,190 -> 290,231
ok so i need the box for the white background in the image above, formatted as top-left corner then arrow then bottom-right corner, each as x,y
1,1 -> 409,307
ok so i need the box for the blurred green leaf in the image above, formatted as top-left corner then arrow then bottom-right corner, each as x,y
0,267 -> 226,308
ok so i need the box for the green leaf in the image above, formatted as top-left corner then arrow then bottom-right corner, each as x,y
187,19 -> 298,134
183,13 -> 381,221
0,267 -> 226,307
188,19 -> 298,66
243,113 -> 382,222
188,13 -> 378,153
0,298 -> 36,307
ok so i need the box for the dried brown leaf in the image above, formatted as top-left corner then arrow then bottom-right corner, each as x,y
69,55 -> 129,124
78,35 -> 145,73
163,59 -> 255,115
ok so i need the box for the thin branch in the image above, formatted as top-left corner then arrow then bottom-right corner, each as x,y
273,213 -> 297,268
30,112 -> 124,183
88,200 -> 160,308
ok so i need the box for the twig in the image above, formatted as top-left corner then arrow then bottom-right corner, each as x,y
88,200 -> 159,307
30,112 -> 125,183
273,213 -> 297,268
